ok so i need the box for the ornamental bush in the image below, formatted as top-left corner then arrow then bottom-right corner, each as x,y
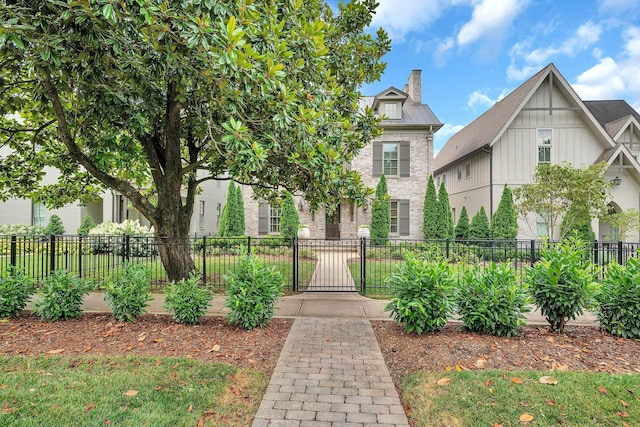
456,262 -> 530,337
525,238 -> 598,332
0,266 -> 35,318
384,254 -> 455,334
0,224 -> 45,235
455,206 -> 470,240
164,272 -> 212,325
88,220 -> 156,256
33,270 -> 92,321
104,262 -> 152,322
469,206 -> 490,240
371,175 -> 390,245
77,214 -> 96,235
44,214 -> 65,235
225,256 -> 283,330
279,192 -> 299,243
595,257 -> 640,338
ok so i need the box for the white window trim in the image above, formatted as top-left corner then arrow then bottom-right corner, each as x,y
383,101 -> 401,119
537,128 -> 553,165
383,142 -> 399,176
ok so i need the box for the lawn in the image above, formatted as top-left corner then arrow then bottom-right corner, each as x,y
403,370 -> 639,426
348,258 -> 403,297
0,355 -> 266,426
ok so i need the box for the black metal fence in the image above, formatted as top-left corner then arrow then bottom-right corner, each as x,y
1,234 -> 638,295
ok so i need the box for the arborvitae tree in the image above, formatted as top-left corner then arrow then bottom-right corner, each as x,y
423,175 -> 438,239
455,206 -> 470,240
234,185 -> 246,236
77,214 -> 96,235
216,204 -> 229,237
371,175 -> 390,245
490,185 -> 518,239
560,202 -> 595,241
435,182 -> 454,239
44,214 -> 65,235
469,207 -> 490,240
279,192 -> 300,242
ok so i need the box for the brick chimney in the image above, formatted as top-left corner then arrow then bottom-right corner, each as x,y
405,69 -> 422,104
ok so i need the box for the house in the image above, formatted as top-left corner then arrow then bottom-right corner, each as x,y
0,158 -> 228,235
242,70 -> 443,239
433,63 -> 640,241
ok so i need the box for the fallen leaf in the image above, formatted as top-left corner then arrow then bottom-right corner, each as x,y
0,384 -> 8,390
511,377 -> 523,384
436,377 -> 451,386
598,386 -> 608,394
494,424 -> 504,427
474,359 -> 487,369
188,404 -> 193,412
123,390 -> 138,397
445,366 -> 452,372
621,400 -> 629,408
153,338 -> 163,343
519,413 -> 534,423
230,386 -> 241,395
208,345 -> 220,353
485,379 -> 492,387
539,376 -> 558,385
617,412 -> 629,418
546,337 -> 554,342
47,349 -> 64,354
623,422 -> 630,427
86,402 -> 95,411
104,420 -> 112,425
545,400 -> 556,406
519,402 -> 529,407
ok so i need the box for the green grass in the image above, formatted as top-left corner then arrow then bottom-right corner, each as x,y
0,355 -> 267,426
403,370 -> 640,427
348,259 -> 404,298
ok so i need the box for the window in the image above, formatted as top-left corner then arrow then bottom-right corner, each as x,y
537,128 -> 552,164
372,141 -> 410,177
32,202 -> 46,227
536,214 -> 548,238
389,199 -> 410,236
269,205 -> 281,234
383,143 -> 399,176
198,201 -> 205,230
465,162 -> 471,178
457,167 -> 462,181
383,102 -> 400,119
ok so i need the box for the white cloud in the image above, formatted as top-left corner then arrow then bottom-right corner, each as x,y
508,21 -> 602,81
370,0 -> 448,42
434,123 -> 465,153
457,0 -> 526,46
598,0 -> 639,13
433,37 -> 455,66
467,90 -> 495,111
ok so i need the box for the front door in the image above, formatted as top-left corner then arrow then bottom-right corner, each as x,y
325,205 -> 341,240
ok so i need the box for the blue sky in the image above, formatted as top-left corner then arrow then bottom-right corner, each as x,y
344,0 -> 640,153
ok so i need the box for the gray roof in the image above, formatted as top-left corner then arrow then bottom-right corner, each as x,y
584,100 -> 640,128
360,95 -> 442,128
433,65 -> 551,172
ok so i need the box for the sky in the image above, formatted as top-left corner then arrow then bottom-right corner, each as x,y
336,0 -> 640,153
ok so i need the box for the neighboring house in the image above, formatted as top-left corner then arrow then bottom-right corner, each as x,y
433,63 -> 640,241
0,159 -> 228,235
242,70 -> 443,239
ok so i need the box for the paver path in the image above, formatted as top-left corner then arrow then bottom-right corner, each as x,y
306,249 -> 358,291
252,317 -> 409,427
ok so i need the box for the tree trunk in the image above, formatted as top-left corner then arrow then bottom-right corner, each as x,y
155,217 -> 195,283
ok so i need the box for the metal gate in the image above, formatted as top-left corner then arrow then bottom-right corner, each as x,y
295,238 -> 362,292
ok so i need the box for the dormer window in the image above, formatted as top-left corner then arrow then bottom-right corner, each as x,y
383,102 -> 401,119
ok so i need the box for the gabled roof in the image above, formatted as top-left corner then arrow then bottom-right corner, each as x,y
433,63 -> 616,173
603,115 -> 640,141
360,93 -> 442,128
594,142 -> 640,171
584,100 -> 640,127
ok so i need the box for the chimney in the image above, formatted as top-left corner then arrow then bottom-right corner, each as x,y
406,69 -> 422,104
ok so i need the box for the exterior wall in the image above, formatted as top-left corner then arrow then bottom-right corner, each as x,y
189,177 -> 228,235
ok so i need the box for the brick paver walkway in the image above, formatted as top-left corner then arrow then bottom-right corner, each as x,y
252,317 -> 409,427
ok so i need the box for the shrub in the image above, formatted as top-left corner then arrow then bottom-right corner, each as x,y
77,215 -> 96,235
456,263 -> 530,337
490,185 -> 518,239
279,192 -> 300,243
435,182 -> 454,239
384,255 -> 455,334
0,224 -> 45,236
225,256 -> 283,330
0,266 -> 35,318
33,270 -> 92,321
163,272 -> 212,325
423,175 -> 438,239
595,257 -> 640,338
44,214 -> 65,235
455,206 -> 470,240
88,220 -> 156,257
103,262 -> 152,322
525,238 -> 598,332
371,175 -> 390,245
469,207 -> 490,239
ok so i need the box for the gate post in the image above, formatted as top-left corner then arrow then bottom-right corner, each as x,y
201,236 -> 207,287
293,236 -> 299,293
618,241 -> 624,265
49,234 -> 56,273
360,237 -> 367,296
10,235 -> 17,267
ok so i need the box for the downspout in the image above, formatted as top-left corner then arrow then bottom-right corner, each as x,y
482,145 -> 493,218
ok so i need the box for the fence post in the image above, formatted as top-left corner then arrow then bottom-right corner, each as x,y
618,241 -> 624,265
124,234 -> 131,262
360,238 -> 367,296
10,235 -> 17,267
78,235 -> 83,279
49,234 -> 56,273
201,236 -> 207,287
530,240 -> 536,266
247,236 -> 251,256
445,238 -> 450,259
293,236 -> 298,293
593,240 -> 598,265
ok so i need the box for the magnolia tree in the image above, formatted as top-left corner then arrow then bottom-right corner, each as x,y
0,0 -> 390,280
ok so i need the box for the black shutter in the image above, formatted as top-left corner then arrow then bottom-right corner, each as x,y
258,203 -> 269,235
399,200 -> 410,236
399,141 -> 410,177
372,141 -> 382,177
